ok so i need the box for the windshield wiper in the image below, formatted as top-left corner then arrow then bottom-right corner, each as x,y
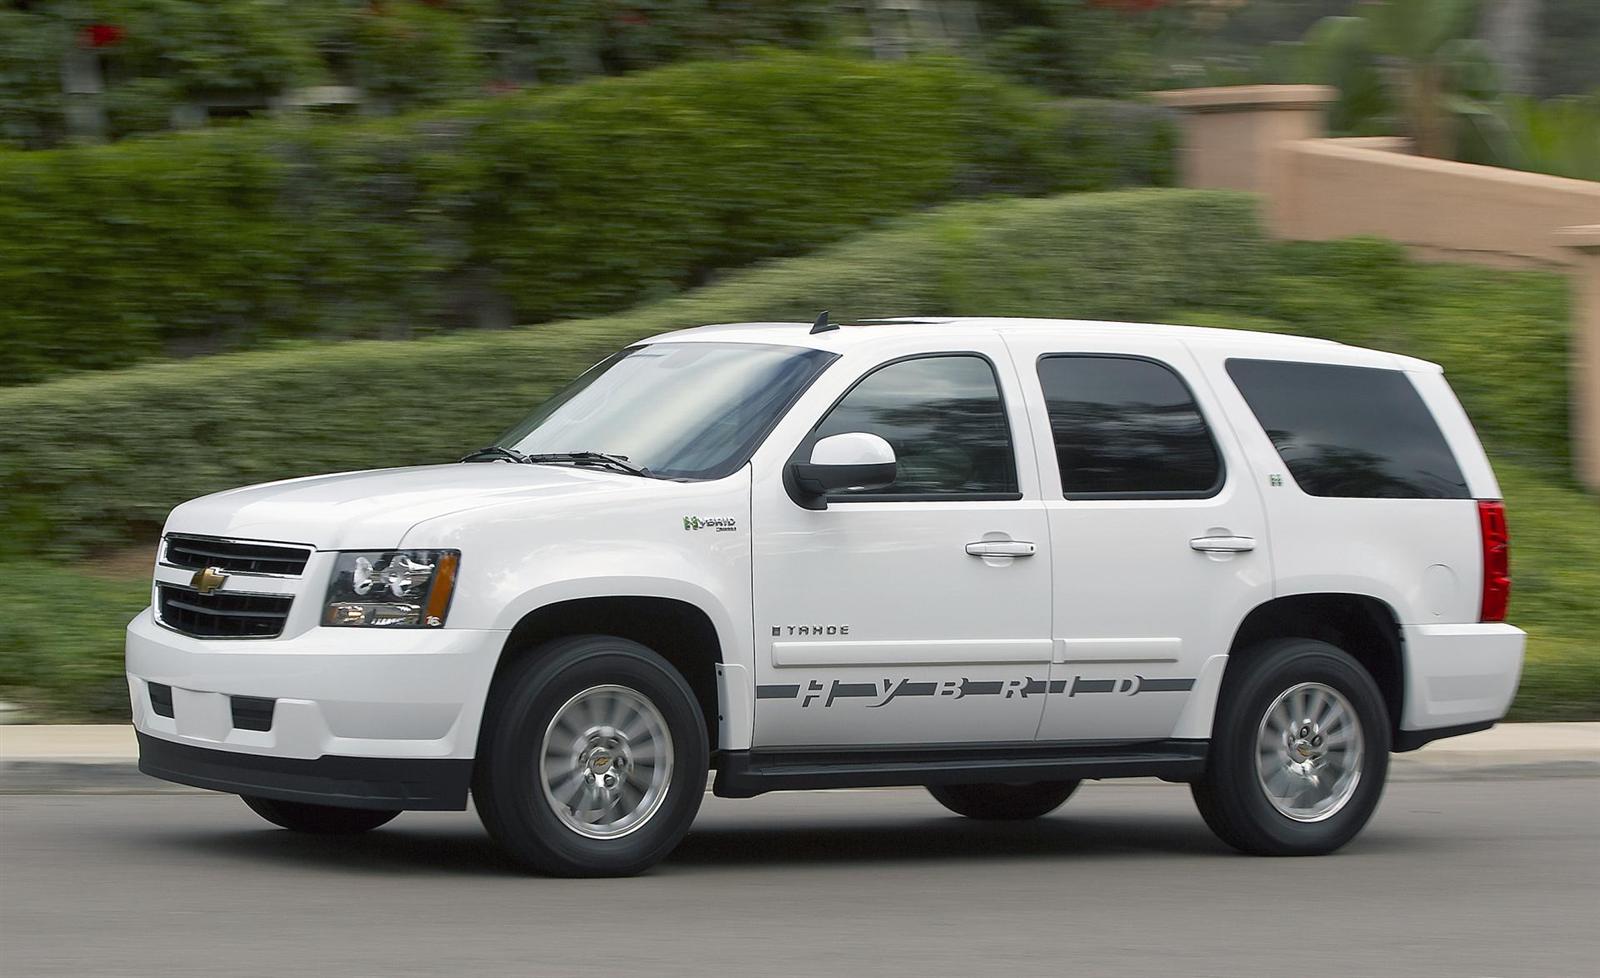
524,451 -> 651,477
460,446 -> 531,464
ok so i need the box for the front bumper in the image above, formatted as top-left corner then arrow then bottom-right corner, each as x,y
127,607 -> 505,807
137,732 -> 473,810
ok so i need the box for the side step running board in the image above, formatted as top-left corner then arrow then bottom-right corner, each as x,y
713,739 -> 1209,798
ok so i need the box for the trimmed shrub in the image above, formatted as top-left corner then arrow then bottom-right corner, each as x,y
0,190 -> 1259,554
0,188 -> 1572,553
0,8 -> 70,148
0,53 -> 1178,385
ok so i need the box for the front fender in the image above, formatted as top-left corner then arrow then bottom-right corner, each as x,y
490,574 -> 746,674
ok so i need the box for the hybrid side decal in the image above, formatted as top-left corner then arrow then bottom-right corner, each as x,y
755,674 -> 1197,709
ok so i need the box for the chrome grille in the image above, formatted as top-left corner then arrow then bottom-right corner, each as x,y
163,534 -> 311,577
157,585 -> 293,639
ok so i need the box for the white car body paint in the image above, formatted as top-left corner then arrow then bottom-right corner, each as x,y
129,318 -> 1525,789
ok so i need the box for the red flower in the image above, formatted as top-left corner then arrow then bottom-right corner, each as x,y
616,9 -> 650,27
80,23 -> 126,48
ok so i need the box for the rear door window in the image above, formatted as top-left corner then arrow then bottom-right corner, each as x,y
1226,358 -> 1469,499
1037,355 -> 1223,498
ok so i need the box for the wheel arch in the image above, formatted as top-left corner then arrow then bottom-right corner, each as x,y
1219,592 -> 1406,740
491,589 -> 730,753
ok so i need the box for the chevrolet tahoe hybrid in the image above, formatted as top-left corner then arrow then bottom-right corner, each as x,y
130,317 -> 1524,876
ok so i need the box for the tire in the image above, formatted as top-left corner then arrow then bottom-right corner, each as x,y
926,781 -> 1080,820
472,635 -> 709,877
1192,637 -> 1390,856
241,795 -> 400,834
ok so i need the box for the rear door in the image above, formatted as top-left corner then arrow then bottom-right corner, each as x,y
1002,332 -> 1274,742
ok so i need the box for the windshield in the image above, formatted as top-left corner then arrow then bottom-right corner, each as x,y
497,341 -> 836,480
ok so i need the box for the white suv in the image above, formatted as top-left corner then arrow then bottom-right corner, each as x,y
129,317 -> 1524,876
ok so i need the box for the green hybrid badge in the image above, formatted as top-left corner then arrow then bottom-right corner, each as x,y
683,516 -> 737,532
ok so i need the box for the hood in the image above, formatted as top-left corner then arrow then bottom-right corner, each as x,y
163,463 -> 652,550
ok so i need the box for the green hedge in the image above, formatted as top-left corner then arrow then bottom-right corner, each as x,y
0,190 -> 1256,554
0,53 -> 1177,385
0,187 -> 1578,557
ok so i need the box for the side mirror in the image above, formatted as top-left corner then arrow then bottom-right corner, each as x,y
791,432 -> 897,505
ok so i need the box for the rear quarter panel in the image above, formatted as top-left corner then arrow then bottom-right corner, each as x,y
1187,344 -> 1483,628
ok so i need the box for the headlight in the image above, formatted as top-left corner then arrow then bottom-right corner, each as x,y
324,550 -> 460,628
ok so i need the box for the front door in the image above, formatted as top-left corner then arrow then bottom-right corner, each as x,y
751,346 -> 1054,747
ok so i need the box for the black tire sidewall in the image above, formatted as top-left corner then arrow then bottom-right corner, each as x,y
474,635 -> 709,877
240,795 -> 400,834
1206,638 -> 1391,855
927,781 -> 1080,820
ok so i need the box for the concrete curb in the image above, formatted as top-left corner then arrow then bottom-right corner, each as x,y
4,722 -> 1597,795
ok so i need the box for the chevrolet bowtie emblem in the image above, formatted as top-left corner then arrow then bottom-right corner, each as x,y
191,566 -> 229,595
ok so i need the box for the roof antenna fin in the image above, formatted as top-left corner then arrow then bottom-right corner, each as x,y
810,310 -> 837,334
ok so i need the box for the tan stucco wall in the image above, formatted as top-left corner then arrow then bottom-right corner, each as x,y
1155,85 -> 1600,491
1151,86 -> 1332,195
1274,138 -> 1600,269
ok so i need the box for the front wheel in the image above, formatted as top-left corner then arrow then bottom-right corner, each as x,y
472,635 -> 709,877
927,781 -> 1079,820
241,795 -> 400,834
1192,638 -> 1390,856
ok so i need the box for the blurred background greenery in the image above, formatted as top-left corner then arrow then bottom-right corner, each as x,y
4,1 -> 1596,171
0,0 -> 1595,722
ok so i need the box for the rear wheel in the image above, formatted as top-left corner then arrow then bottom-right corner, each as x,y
472,635 -> 709,877
1192,637 -> 1390,856
241,796 -> 400,834
926,781 -> 1080,820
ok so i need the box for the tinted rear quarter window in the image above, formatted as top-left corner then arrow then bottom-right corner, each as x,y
1226,358 -> 1469,499
1037,355 -> 1223,498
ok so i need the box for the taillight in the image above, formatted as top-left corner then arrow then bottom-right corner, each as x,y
1477,500 -> 1510,622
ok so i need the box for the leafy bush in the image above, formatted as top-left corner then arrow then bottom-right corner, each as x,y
0,53 -> 1178,385
1501,93 -> 1600,183
976,0 -> 1158,98
1259,238 -> 1574,469
350,0 -> 488,110
3,0 -> 1156,150
0,562 -> 152,722
1051,98 -> 1179,190
1,191 -> 1576,552
0,8 -> 70,149
1536,0 -> 1600,99
97,0 -> 325,103
0,190 -> 1258,555
1,189 -> 1593,721
1153,0 -> 1598,180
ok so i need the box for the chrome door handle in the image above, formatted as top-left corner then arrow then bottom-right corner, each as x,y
1190,535 -> 1256,554
966,540 -> 1037,558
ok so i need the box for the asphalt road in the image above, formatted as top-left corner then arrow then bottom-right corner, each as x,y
2,779 -> 1596,978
